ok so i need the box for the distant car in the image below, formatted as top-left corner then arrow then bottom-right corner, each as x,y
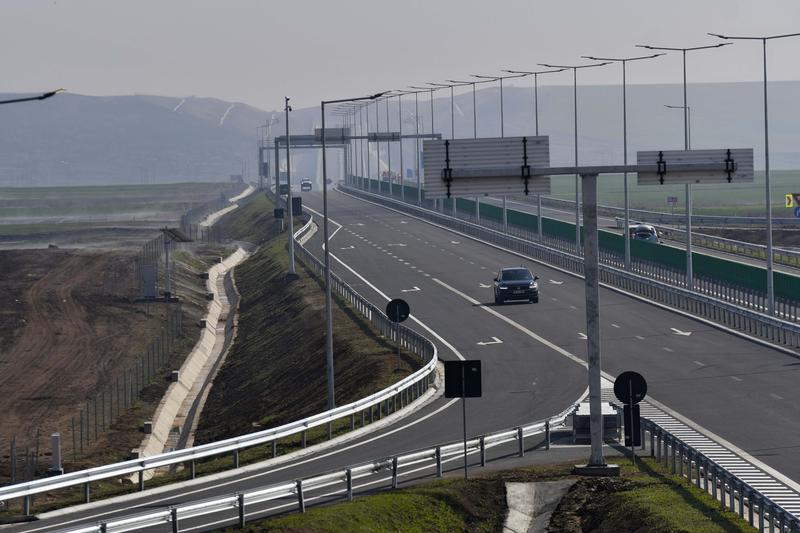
493,267 -> 539,304
629,223 -> 660,243
300,179 -> 312,192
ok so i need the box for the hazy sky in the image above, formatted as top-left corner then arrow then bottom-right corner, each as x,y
3,0 -> 800,111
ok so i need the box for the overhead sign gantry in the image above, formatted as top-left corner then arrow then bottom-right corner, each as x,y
422,135 -> 754,474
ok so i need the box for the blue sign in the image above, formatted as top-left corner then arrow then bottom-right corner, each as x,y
794,206 -> 800,218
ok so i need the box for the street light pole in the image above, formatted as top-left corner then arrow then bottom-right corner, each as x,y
539,62 -> 610,254
709,32 -> 800,316
284,97 -> 295,275
637,42 -> 731,291
320,91 -> 387,411
581,54 -> 664,271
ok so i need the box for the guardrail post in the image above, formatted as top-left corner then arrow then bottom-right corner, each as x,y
238,493 -> 246,527
392,457 -> 399,489
327,422 -> 332,441
656,432 -> 662,462
301,430 -> 307,448
139,469 -> 145,491
479,436 -> 486,466
747,489 -> 754,526
296,479 -> 305,513
84,482 -> 90,503
361,410 -> 366,427
272,440 -> 277,458
233,449 -> 239,469
435,447 -> 442,477
517,427 -> 524,457
737,482 -> 745,520
640,424 -> 646,450
711,466 -> 718,501
189,459 -> 196,480
346,468 -> 353,501
650,429 -> 655,458
100,523 -> 107,533
23,495 -> 31,516
545,421 -> 550,450
720,473 -> 726,510
350,414 -> 355,431
757,497 -> 764,532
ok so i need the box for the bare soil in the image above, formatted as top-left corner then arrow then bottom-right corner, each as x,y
0,245 -> 221,483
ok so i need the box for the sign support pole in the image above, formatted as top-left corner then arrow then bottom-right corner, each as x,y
461,366 -> 468,480
629,381 -> 636,466
582,173 -> 606,467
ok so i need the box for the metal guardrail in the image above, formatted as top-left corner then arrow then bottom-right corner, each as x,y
59,405 -> 576,532
0,211 -> 438,512
341,184 -> 800,349
644,419 -> 800,531
538,195 -> 800,228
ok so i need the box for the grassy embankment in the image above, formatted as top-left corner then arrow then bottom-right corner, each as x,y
236,458 -> 752,533
193,192 -> 420,464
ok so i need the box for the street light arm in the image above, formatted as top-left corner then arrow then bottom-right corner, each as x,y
709,31 -> 800,41
502,68 -> 566,75
539,62 -> 611,69
637,43 -> 732,51
581,53 -> 665,62
322,91 -> 389,106
0,88 -> 65,106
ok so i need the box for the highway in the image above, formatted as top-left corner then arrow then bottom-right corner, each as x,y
479,195 -> 800,274
14,188 -> 800,531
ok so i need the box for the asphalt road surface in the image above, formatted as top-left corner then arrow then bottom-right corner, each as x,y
14,188 -> 800,531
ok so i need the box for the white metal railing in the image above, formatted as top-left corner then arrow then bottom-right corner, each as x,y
644,419 -> 800,531
341,185 -> 800,349
0,208 -> 438,513
58,404 -> 577,532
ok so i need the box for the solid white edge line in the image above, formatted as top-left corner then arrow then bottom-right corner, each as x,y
304,204 -> 465,361
338,187 -> 800,491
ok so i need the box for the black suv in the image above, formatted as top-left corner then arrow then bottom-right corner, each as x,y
494,267 -> 539,304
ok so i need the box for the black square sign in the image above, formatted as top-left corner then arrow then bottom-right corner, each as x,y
444,360 -> 482,398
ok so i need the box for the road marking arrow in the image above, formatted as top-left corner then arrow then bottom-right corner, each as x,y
401,286 -> 420,293
340,245 -> 355,250
479,283 -> 492,288
477,337 -> 503,346
670,327 -> 692,336
549,279 -> 564,285
578,333 -> 587,340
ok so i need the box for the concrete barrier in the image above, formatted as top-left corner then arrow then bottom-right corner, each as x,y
132,247 -> 249,476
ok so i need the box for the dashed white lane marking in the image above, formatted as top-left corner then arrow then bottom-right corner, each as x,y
663,347 -> 674,352
693,360 -> 705,366
770,393 -> 784,400
635,335 -> 645,340
432,278 -> 586,368
578,333 -> 587,340
731,376 -> 743,382
611,324 -> 620,328
569,305 -> 577,310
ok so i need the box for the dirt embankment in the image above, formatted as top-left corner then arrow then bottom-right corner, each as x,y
0,246 -> 221,480
195,201 -> 419,444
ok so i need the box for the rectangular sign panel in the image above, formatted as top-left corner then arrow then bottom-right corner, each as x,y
368,132 -> 401,142
314,128 -> 350,143
423,136 -> 550,199
637,148 -> 754,185
444,360 -> 482,398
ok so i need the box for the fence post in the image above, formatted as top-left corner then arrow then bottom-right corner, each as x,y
84,482 -> 90,503
296,479 -> 305,513
435,447 -> 442,477
392,457 -> 399,489
517,427 -> 524,457
233,449 -> 239,468
189,459 -> 196,479
479,436 -> 486,467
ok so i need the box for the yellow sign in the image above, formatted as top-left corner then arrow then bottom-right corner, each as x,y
787,194 -> 796,208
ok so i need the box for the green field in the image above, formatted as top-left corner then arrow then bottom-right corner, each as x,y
0,181 -> 242,227
547,169 -> 800,216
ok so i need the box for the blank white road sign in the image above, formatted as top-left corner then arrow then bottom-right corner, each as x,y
637,148 -> 754,185
423,136 -> 550,198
